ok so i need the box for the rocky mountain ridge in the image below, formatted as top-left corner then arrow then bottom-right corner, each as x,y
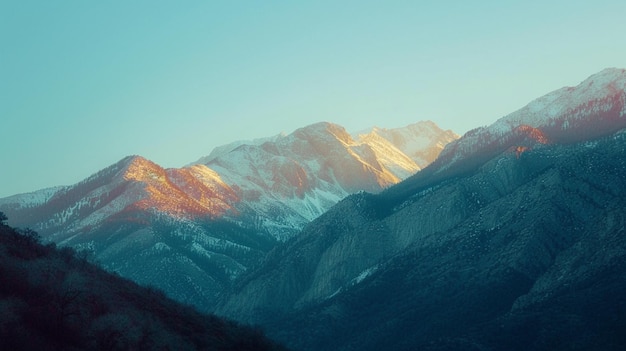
436,67 -> 626,173
1,121 -> 456,240
222,130 -> 626,351
0,120 -> 456,311
216,68 -> 626,350
194,121 -> 457,239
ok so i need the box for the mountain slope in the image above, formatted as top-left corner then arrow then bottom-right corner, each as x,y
220,128 -> 626,351
436,67 -> 626,173
382,67 -> 626,211
0,155 -> 240,238
356,120 -> 459,169
0,121 -> 456,312
0,156 -> 266,310
0,218 -> 288,351
197,122 -> 456,239
217,68 -> 626,350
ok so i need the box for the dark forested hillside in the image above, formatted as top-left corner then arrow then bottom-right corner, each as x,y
0,215 -> 288,351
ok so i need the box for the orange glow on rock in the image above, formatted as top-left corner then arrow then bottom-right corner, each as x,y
121,156 -> 239,219
515,125 -> 550,144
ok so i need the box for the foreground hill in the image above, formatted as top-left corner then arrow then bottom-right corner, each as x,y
218,69 -> 626,350
0,216 -> 288,351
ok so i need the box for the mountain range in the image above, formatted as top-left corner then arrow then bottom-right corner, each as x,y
2,67 -> 626,350
0,120 -> 457,310
216,68 -> 626,350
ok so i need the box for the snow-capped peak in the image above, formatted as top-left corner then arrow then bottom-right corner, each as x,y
1,120 -> 458,242
193,133 -> 285,165
358,121 -> 459,168
491,67 -> 626,134
436,68 -> 626,170
188,120 -> 458,239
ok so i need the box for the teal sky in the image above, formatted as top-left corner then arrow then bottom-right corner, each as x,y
1,0 -> 625,197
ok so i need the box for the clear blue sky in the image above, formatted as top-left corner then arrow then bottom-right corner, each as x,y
1,0 -> 625,197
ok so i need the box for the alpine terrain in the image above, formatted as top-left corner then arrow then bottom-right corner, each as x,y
217,68 -> 626,350
0,121 -> 457,311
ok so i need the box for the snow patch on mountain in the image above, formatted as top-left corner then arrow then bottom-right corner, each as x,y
74,184 -> 143,229
1,120 -> 458,244
358,121 -> 459,167
0,186 -> 63,209
191,242 -> 213,259
356,121 -> 460,172
194,133 -> 285,165
494,68 -> 626,134
153,242 -> 171,252
438,68 -> 626,169
190,121 -> 458,239
352,265 -> 379,285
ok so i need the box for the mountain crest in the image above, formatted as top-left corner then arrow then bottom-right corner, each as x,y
0,120 -> 459,310
358,121 -> 459,168
436,67 -> 626,174
121,155 -> 167,183
291,122 -> 355,146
